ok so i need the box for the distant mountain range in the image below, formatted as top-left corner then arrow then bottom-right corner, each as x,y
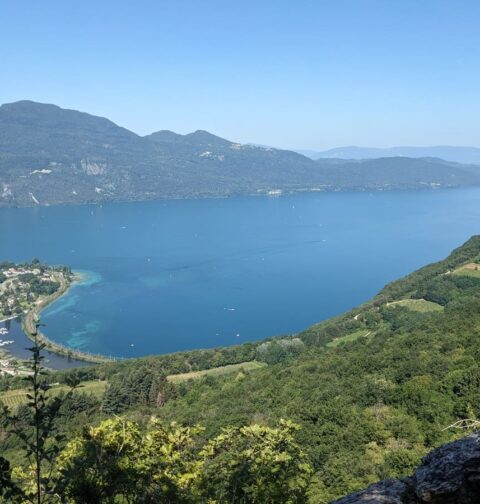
1,101 -> 480,207
298,145 -> 480,164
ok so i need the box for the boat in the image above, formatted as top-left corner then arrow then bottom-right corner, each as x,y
267,189 -> 283,197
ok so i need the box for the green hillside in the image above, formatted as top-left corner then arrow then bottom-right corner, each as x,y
2,236 -> 480,502
2,101 -> 480,207
0,380 -> 107,410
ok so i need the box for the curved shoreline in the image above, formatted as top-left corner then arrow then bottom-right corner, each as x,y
21,272 -> 117,364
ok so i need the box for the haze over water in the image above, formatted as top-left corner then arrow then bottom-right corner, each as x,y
1,189 -> 480,358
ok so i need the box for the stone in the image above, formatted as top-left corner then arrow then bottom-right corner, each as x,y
332,433 -> 480,504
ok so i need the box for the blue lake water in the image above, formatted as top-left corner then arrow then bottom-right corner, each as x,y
0,317 -> 89,369
1,189 -> 480,361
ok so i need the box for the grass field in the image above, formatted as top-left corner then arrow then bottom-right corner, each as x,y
327,329 -> 371,348
167,361 -> 266,383
452,263 -> 480,278
1,363 -> 267,408
0,380 -> 107,410
386,298 -> 443,312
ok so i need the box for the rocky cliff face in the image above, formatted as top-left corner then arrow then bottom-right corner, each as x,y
333,433 -> 480,504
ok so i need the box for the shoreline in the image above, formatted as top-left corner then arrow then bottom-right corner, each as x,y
20,271 -> 116,365
0,184 -> 467,211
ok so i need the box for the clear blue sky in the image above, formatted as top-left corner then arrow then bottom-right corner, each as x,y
1,0 -> 479,149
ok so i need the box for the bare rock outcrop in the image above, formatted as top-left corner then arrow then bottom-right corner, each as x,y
333,433 -> 480,504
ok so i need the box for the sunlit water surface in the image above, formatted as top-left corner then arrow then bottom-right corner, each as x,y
1,189 -> 479,361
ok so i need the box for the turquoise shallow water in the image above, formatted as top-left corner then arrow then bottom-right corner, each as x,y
1,189 -> 480,359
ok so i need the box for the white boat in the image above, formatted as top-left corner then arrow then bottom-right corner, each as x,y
267,189 -> 283,197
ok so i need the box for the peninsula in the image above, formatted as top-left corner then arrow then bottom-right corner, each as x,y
0,259 -> 73,322
0,260 -> 111,374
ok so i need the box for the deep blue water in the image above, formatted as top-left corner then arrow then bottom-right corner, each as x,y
1,189 -> 480,360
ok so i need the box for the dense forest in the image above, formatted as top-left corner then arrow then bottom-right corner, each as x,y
2,236 -> 480,502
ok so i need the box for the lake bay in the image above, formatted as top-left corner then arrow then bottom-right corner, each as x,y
1,189 -> 480,359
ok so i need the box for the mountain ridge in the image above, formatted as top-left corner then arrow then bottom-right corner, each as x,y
300,145 -> 480,164
2,100 -> 480,207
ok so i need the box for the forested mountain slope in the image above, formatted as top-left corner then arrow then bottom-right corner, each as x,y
2,100 -> 480,207
2,237 -> 480,502
105,236 -> 480,501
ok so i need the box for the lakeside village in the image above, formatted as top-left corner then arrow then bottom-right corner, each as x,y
0,259 -> 73,376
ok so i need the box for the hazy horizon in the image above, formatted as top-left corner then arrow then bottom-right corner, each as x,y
4,98 -> 480,154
